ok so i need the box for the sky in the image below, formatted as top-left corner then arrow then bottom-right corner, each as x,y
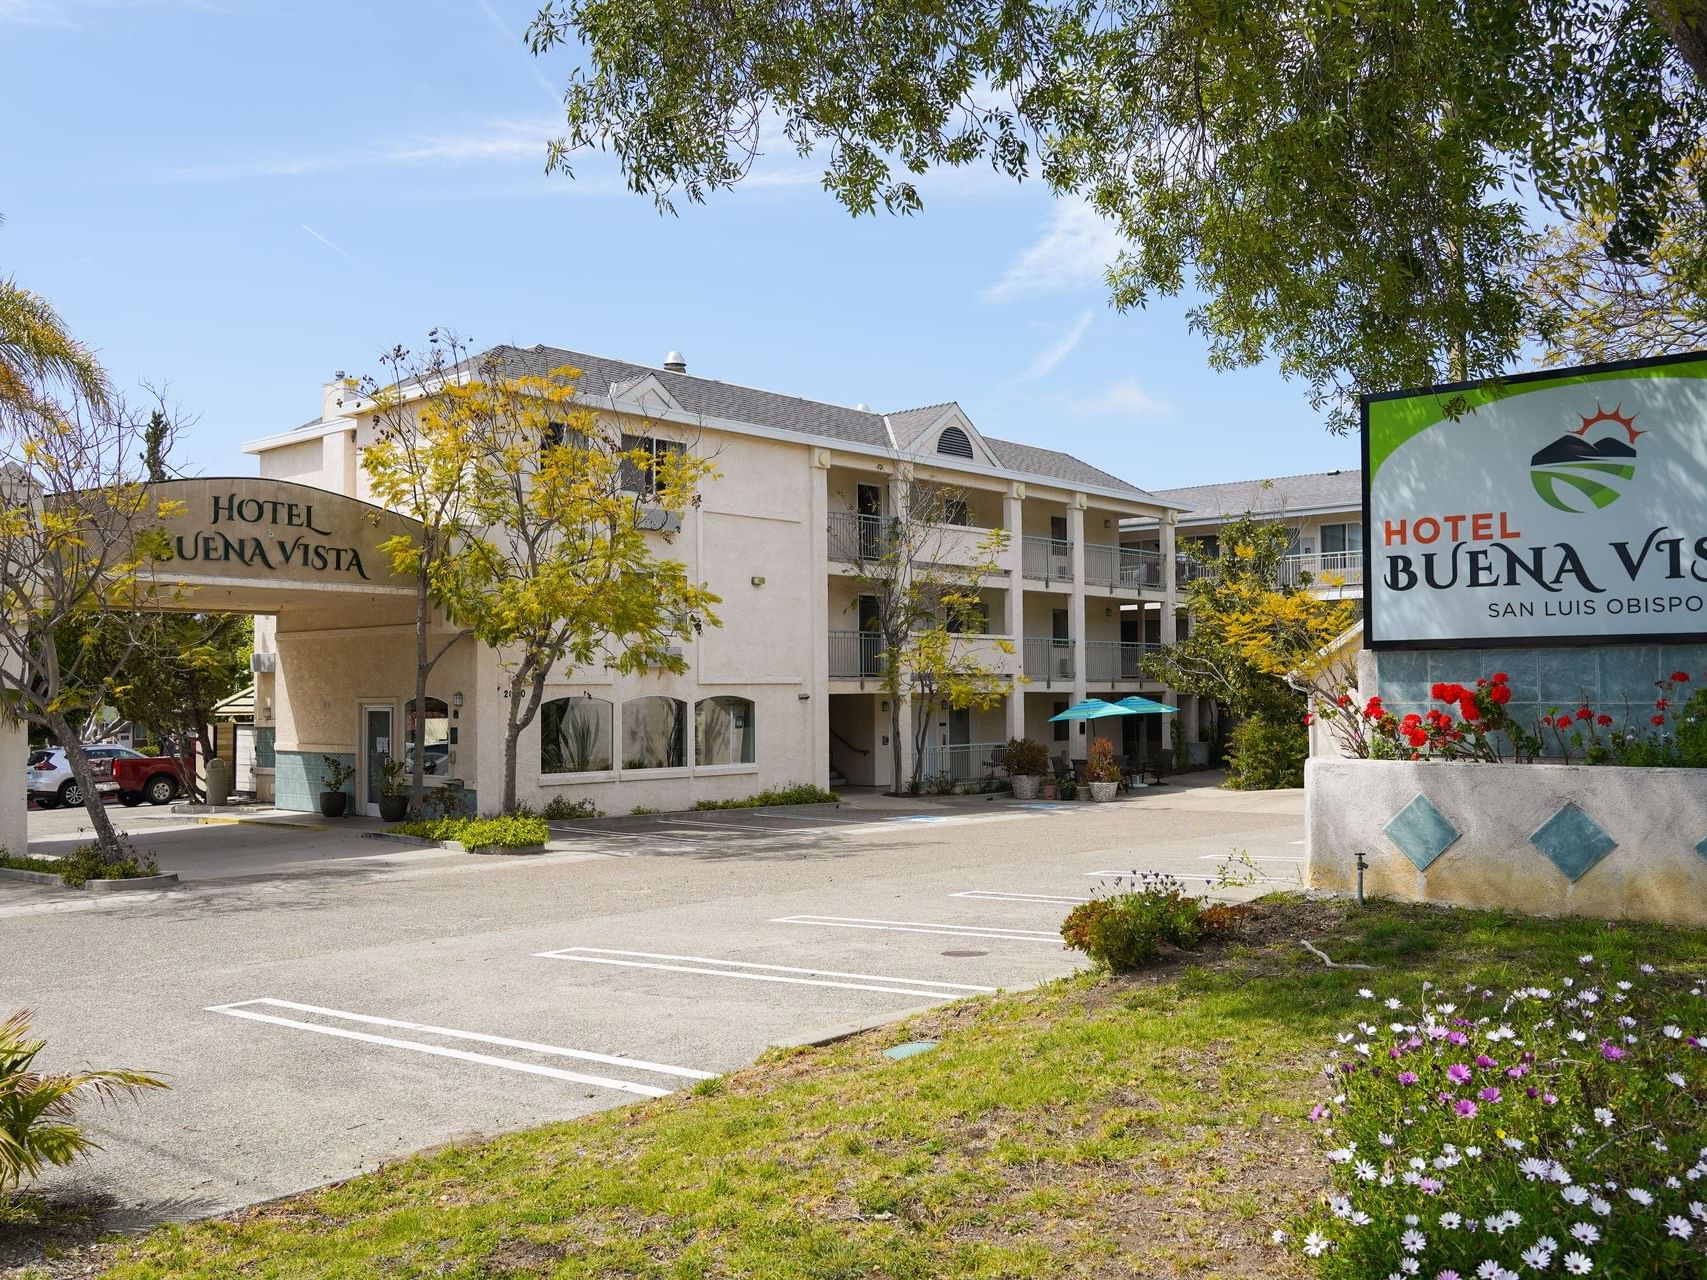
2,0 -> 1361,493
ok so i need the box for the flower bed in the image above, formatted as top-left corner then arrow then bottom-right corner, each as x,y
387,814 -> 549,852
1287,954 -> 1706,1278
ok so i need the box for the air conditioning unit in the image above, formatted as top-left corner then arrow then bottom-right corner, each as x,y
250,652 -> 278,674
1053,652 -> 1073,679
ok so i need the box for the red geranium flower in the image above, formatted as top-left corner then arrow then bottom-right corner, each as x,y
1490,684 -> 1512,705
1652,714 -> 1667,726
1671,671 -> 1691,683
1303,713 -> 1314,726
1656,698 -> 1670,711
1540,714 -> 1553,727
1492,671 -> 1509,684
1459,698 -> 1481,722
1577,706 -> 1593,720
1596,714 -> 1613,726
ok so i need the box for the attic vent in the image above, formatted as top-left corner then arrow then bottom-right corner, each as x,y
936,425 -> 974,459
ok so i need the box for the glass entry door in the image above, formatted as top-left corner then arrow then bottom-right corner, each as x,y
361,705 -> 393,818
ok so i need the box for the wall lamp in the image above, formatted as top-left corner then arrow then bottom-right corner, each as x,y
452,692 -> 464,709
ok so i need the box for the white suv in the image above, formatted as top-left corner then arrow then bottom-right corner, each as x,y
25,745 -> 135,809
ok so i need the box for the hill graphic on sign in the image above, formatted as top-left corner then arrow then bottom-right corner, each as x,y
1529,423 -> 1638,513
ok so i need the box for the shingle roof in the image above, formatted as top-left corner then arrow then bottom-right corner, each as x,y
1153,470 -> 1362,523
420,343 -> 1165,501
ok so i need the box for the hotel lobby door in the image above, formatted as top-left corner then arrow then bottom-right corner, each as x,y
361,704 -> 393,818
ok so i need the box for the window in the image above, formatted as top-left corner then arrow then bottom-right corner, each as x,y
942,494 -> 971,526
936,425 -> 974,458
623,696 -> 686,769
405,696 -> 451,775
540,696 -> 613,773
543,420 -> 591,453
620,433 -> 686,494
1320,522 -> 1364,555
945,599 -> 989,634
1053,700 -> 1069,743
695,696 -> 755,765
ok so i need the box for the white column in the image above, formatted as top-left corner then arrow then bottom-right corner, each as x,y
894,693 -> 914,791
0,714 -> 27,858
1067,501 -> 1088,759
810,454 -> 831,787
1003,487 -> 1026,744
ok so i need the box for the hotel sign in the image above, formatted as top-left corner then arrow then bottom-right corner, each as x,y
151,477 -> 416,592
1363,351 -> 1707,649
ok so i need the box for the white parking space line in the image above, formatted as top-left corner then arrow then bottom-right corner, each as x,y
1194,854 -> 1303,862
770,914 -> 1060,943
206,998 -> 709,1095
555,826 -> 704,844
953,890 -> 1089,905
536,947 -> 996,999
659,819 -> 809,835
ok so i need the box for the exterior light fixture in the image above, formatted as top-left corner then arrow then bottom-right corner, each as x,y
452,692 -> 464,709
751,576 -> 766,586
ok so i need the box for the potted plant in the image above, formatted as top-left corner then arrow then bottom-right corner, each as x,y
1003,737 -> 1050,800
319,755 -> 355,818
1085,739 -> 1121,802
1057,774 -> 1077,801
377,758 -> 410,822
1040,775 -> 1059,800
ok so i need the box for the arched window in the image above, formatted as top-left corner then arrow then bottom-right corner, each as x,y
695,696 -> 755,765
541,696 -> 613,773
623,696 -> 686,769
404,697 -> 450,775
936,425 -> 974,458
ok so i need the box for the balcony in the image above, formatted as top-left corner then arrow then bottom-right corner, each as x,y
827,511 -> 892,564
1084,543 -> 1163,591
919,740 -> 1009,784
829,511 -> 1006,574
1281,551 -> 1364,590
1022,637 -> 1075,685
1021,535 -> 1073,584
829,630 -> 1017,682
1085,640 -> 1152,683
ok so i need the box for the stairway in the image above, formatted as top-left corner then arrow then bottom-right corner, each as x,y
828,764 -> 849,788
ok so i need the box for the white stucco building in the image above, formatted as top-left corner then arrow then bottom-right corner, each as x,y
237,344 -> 1195,815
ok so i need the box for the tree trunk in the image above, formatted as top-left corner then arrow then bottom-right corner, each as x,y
409,572 -> 430,813
45,711 -> 124,861
888,689 -> 904,795
910,692 -> 932,792
1647,1 -> 1707,86
500,662 -> 547,814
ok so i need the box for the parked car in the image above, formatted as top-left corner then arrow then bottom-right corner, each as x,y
25,745 -> 133,809
110,752 -> 189,806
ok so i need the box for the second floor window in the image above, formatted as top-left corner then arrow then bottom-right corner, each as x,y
1320,522 -> 1364,555
620,434 -> 685,495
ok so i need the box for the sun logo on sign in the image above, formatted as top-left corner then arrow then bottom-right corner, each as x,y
1528,404 -> 1644,513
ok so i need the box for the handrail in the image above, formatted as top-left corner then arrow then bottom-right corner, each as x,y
829,727 -> 871,757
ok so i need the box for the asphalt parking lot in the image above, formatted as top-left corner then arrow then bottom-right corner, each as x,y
0,775 -> 1306,1233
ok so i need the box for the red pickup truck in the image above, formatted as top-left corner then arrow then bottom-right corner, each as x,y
110,753 -> 189,806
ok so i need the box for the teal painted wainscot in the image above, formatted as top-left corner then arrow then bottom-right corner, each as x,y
273,751 -> 353,812
1306,758 -> 1707,927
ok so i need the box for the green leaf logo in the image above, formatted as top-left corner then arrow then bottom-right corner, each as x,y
1529,406 -> 1642,513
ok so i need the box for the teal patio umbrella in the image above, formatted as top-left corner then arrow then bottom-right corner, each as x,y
1048,698 -> 1139,722
1115,695 -> 1180,714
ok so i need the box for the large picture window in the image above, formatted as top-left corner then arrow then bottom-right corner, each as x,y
404,697 -> 450,776
540,697 -> 613,773
695,696 -> 755,765
623,696 -> 686,769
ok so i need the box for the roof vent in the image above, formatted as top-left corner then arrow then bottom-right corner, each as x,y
856,402 -> 870,412
936,425 -> 975,459
663,351 -> 687,373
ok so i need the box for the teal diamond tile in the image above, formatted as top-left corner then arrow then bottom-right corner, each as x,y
1531,803 -> 1617,882
1694,833 -> 1707,862
1383,794 -> 1459,871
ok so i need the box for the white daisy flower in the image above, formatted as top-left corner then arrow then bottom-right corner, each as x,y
1440,1212 -> 1462,1229
1628,1188 -> 1654,1206
1270,1228 -> 1287,1244
1401,1229 -> 1426,1252
1562,1187 -> 1589,1205
1590,1197 -> 1611,1217
1379,1132 -> 1396,1147
1520,1243 -> 1552,1269
1666,1215 -> 1693,1240
1562,1252 -> 1592,1275
1350,1210 -> 1373,1226
1570,1223 -> 1600,1245
1668,1072 -> 1687,1087
1664,1024 -> 1683,1039
1303,1231 -> 1329,1257
1354,1160 -> 1378,1181
1358,988 -> 1375,999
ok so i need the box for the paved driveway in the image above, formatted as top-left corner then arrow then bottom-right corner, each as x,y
0,775 -> 1305,1232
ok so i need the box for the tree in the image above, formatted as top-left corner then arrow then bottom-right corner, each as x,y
837,473 -> 1012,793
359,335 -> 482,813
527,1 -> 1707,428
0,278 -> 107,429
1143,512 -> 1356,785
0,391 -> 182,858
423,354 -> 720,813
1525,153 -> 1707,367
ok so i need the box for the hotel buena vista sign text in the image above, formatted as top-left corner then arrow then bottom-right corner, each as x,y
152,478 -> 414,591
1363,351 -> 1707,649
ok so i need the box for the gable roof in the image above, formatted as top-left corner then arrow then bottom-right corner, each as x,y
438,343 -> 1168,502
1152,470 -> 1362,523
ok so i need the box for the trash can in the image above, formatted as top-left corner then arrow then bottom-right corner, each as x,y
205,756 -> 232,806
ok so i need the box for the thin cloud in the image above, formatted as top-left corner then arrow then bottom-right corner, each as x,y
474,0 -> 561,106
982,200 -> 1123,303
300,224 -> 353,261
160,118 -> 559,181
1066,377 -> 1168,417
1009,310 -> 1093,386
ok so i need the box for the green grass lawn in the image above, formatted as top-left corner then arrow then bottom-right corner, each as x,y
24,897 -> 1707,1279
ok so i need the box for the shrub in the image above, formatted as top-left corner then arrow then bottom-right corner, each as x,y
1004,737 -> 1050,778
630,805 -> 661,816
0,1009 -> 167,1193
1085,737 -> 1122,783
1290,957 -> 1707,1278
540,796 -> 601,820
693,783 -> 837,810
1226,714 -> 1307,789
1060,873 -> 1208,971
1678,686 -> 1707,768
1,845 -> 159,887
386,815 -> 549,848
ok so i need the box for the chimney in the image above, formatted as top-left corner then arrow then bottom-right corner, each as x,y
663,351 -> 687,374
321,370 -> 358,419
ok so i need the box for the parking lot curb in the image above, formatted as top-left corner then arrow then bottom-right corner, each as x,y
766,1002 -> 944,1050
86,872 -> 180,893
0,866 -> 63,887
196,815 -> 328,831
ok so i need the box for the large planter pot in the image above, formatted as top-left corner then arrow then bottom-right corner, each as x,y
319,791 -> 349,818
378,793 -> 409,823
1306,757 -> 1707,928
1010,775 -> 1041,801
1087,780 -> 1118,802
1040,782 -> 1058,800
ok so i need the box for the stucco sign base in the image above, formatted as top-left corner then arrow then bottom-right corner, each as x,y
1306,757 -> 1707,928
